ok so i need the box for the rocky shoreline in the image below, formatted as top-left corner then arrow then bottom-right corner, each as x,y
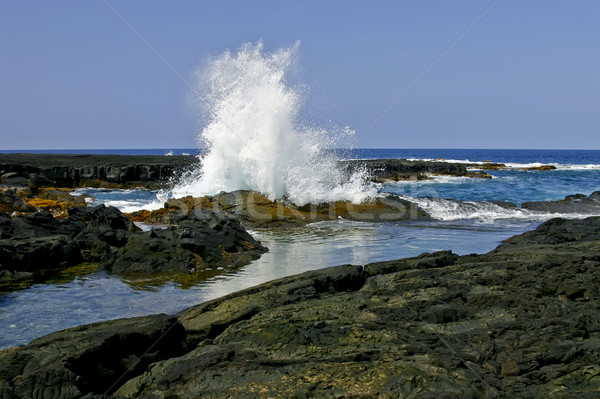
0,154 -> 495,189
0,216 -> 598,398
0,153 -> 198,189
0,204 -> 267,292
0,152 -> 597,293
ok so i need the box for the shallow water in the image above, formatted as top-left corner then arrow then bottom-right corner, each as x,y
0,219 -> 532,350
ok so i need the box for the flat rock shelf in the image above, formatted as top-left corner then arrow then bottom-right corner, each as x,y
1,217 -> 599,398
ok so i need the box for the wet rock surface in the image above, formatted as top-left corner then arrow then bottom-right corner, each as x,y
127,190 -> 430,228
342,158 -> 492,181
522,191 -> 600,214
0,205 -> 266,291
1,154 -> 491,189
1,217 -> 599,398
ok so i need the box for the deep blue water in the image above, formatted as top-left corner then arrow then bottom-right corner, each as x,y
3,148 -> 600,166
381,168 -> 600,205
345,148 -> 600,166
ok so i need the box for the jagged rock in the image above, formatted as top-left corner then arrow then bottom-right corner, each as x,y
0,154 -> 496,189
0,206 -> 137,280
522,191 -> 600,214
109,216 -> 266,274
128,190 -> 429,228
2,217 -> 597,398
116,218 -> 600,398
0,314 -> 186,398
0,154 -> 198,188
0,204 -> 266,290
0,192 -> 36,213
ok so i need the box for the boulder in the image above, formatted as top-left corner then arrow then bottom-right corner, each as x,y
0,172 -> 28,185
0,314 -> 186,398
0,204 -> 268,291
0,192 -> 36,214
109,215 -> 266,274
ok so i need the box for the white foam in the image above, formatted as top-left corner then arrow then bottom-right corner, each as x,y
553,164 -> 600,171
400,196 -> 600,222
402,157 -> 600,172
172,41 -> 378,206
384,175 -> 489,187
406,158 -> 481,164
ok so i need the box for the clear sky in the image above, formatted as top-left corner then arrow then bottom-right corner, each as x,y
1,1 -> 599,150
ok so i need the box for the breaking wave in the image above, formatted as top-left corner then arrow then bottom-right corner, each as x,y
172,41 -> 377,206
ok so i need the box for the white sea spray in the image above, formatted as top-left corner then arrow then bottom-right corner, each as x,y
172,41 -> 378,206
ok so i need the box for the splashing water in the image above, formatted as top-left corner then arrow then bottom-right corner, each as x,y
172,41 -> 377,206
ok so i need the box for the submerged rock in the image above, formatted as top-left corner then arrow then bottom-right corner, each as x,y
2,217 -> 599,397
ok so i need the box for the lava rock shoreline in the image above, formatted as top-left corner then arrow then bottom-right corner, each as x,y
1,217 -> 599,398
0,204 -> 267,292
0,154 -> 490,189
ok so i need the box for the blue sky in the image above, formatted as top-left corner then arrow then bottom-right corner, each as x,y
1,1 -> 599,150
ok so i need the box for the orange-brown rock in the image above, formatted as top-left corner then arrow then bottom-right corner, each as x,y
524,165 -> 557,171
24,188 -> 87,217
126,190 -> 429,228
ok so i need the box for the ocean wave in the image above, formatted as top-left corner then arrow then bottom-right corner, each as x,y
72,188 -> 168,213
383,175 -> 491,187
553,164 -> 600,171
406,157 -> 479,164
400,196 -> 600,222
404,157 -> 600,171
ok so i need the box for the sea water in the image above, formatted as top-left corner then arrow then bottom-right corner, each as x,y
1,41 -> 599,349
2,148 -> 599,349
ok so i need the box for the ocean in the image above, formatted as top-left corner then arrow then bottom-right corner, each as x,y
1,148 -> 599,350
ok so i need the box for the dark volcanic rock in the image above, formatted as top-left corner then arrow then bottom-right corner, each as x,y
3,217 -> 599,397
0,192 -> 36,213
0,154 -> 491,189
341,158 -> 489,181
0,314 -> 186,398
118,218 -> 600,398
499,216 -> 600,246
0,204 -> 267,290
128,190 -> 430,228
109,216 -> 266,274
0,153 -> 198,188
522,191 -> 600,214
0,206 -> 138,288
